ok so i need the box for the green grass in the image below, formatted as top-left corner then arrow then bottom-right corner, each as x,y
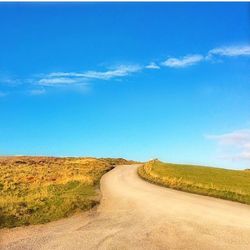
138,160 -> 250,205
0,156 -> 131,228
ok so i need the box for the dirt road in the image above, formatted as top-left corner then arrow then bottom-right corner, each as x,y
1,165 -> 250,250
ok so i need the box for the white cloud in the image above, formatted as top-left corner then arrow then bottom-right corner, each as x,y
161,44 -> 250,69
162,54 -> 204,68
53,65 -> 141,80
29,89 -> 46,95
239,151 -> 250,160
38,77 -> 83,86
206,129 -> 250,145
208,45 -> 250,57
3,42 -> 250,96
145,62 -> 160,69
48,72 -> 85,77
80,65 -> 141,80
206,129 -> 250,162
40,65 -> 141,87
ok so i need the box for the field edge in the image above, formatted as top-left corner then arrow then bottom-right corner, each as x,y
0,157 -> 137,229
137,161 -> 250,205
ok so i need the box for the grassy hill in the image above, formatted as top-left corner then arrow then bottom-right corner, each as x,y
0,156 -> 134,228
138,160 -> 250,205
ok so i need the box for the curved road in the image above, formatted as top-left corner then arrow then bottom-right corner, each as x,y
1,165 -> 250,250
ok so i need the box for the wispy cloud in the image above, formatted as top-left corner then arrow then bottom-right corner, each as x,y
29,89 -> 46,95
206,129 -> 250,161
37,64 -> 141,89
31,64 -> 142,95
145,62 -> 160,70
82,65 -> 141,80
239,145 -> 250,160
46,65 -> 141,80
2,42 -> 250,97
161,44 -> 250,69
162,54 -> 204,68
208,45 -> 250,57
38,77 -> 83,86
47,72 -> 85,78
206,130 -> 250,145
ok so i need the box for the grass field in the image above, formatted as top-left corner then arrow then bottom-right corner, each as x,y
0,156 -> 134,228
138,160 -> 250,205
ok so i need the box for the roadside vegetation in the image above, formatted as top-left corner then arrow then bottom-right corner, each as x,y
138,160 -> 250,205
0,156 -> 134,228
99,158 -> 140,166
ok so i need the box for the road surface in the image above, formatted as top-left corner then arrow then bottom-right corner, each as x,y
1,165 -> 250,250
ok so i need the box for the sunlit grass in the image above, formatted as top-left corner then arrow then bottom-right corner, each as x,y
0,156 -> 114,228
138,160 -> 250,204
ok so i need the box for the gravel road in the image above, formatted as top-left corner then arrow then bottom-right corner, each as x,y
1,164 -> 250,250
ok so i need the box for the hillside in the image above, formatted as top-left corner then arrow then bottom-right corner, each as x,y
138,160 -> 250,204
0,156 -> 134,228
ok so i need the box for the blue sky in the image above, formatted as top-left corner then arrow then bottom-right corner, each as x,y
0,3 -> 250,169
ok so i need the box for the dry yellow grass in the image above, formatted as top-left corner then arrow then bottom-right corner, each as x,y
0,156 -> 114,228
